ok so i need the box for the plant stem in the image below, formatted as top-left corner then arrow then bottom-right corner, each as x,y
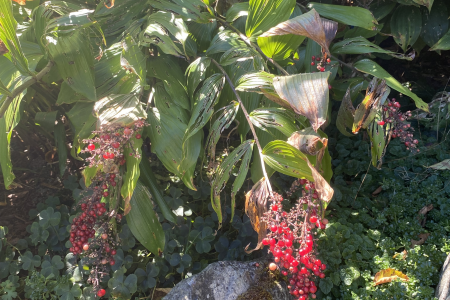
214,17 -> 290,76
210,59 -> 273,194
0,61 -> 54,118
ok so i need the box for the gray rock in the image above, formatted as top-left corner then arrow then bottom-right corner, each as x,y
436,253 -> 450,300
162,260 -> 294,300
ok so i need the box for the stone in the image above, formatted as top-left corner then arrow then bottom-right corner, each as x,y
436,253 -> 450,300
162,260 -> 294,300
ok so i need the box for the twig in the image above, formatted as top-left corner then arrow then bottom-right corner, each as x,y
0,61 -> 54,118
211,58 -> 273,194
214,17 -> 290,76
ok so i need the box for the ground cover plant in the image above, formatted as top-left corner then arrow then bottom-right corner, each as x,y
1,0 -> 450,299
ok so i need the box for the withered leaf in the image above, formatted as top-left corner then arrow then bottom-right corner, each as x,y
374,268 -> 409,285
260,9 -> 338,55
429,159 -> 450,170
244,178 -> 270,253
417,204 -> 433,226
372,186 -> 383,196
307,159 -> 333,207
273,71 -> 331,132
352,77 -> 390,133
368,117 -> 392,169
411,233 -> 430,248
288,127 -> 328,156
0,40 -> 9,56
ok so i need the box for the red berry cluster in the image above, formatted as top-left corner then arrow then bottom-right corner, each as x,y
379,98 -> 419,152
310,55 -> 331,73
81,120 -> 146,168
97,289 -> 106,298
261,179 -> 328,299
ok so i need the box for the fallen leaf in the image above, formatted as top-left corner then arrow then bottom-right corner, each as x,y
244,178 -> 270,253
374,268 -> 409,285
372,186 -> 383,196
417,204 -> 433,226
411,233 -> 430,248
429,159 -> 450,170
260,9 -> 337,55
393,250 -> 407,260
45,149 -> 57,163
273,71 -> 331,132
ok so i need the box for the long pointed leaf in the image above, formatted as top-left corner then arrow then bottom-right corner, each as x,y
249,107 -> 299,137
186,57 -> 211,101
246,0 -> 295,37
122,135 -> 143,215
211,140 -> 254,227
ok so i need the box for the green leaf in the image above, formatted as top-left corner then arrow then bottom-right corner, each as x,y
226,2 -> 249,22
331,37 -> 412,60
139,155 -> 177,223
211,140 -> 255,227
220,46 -> 263,69
55,282 -> 82,300
420,0 -> 448,47
319,277 -> 333,294
108,269 -> 138,299
308,2 -> 378,30
135,263 -> 159,290
126,181 -> 165,255
371,1 -> 397,21
249,107 -> 299,137
273,71 -> 331,131
0,117 -> 15,188
390,5 -> 422,52
353,59 -> 428,112
152,82 -> 189,124
430,28 -> 450,51
20,251 -> 41,271
121,35 -> 147,85
147,0 -> 211,23
0,0 -> 30,75
38,207 -> 61,229
413,0 -> 434,11
186,57 -> 211,101
41,255 -> 64,279
121,135 -> 143,214
246,0 -> 295,37
261,140 -> 313,181
336,85 -> 357,137
184,74 -> 225,143
258,34 -> 306,61
339,266 -> 360,286
368,117 -> 392,168
45,29 -> 96,101
206,101 -> 239,163
94,94 -> 147,128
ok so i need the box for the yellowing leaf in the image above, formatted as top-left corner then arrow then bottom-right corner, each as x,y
429,159 -> 450,170
374,268 -> 409,285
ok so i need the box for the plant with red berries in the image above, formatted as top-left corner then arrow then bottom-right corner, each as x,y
261,179 -> 328,299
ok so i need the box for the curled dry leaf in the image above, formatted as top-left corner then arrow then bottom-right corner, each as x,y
336,86 -> 356,136
244,178 -> 270,253
260,9 -> 338,55
353,77 -> 390,133
372,186 -> 383,196
374,268 -> 409,286
306,159 -> 334,210
429,159 -> 450,170
273,71 -> 331,132
287,127 -> 328,156
417,203 -> 433,226
411,232 -> 430,248
392,250 -> 408,260
0,40 -> 8,55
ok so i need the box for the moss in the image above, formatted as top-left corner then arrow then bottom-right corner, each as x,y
237,263 -> 286,300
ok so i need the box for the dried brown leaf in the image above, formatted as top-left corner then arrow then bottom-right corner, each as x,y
336,86 -> 356,136
417,204 -> 433,226
260,9 -> 337,55
307,159 -> 333,204
287,127 -> 328,156
244,178 -> 270,253
372,186 -> 383,196
411,233 -> 430,248
393,250 -> 407,260
273,71 -> 331,132
0,40 -> 8,56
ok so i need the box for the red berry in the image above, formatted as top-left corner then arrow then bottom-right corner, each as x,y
311,56 -> 315,60
97,289 -> 106,297
101,233 -> 108,240
316,57 -> 320,61
269,263 -> 277,271
320,67 -> 325,72
111,249 -> 117,255
111,142 -> 120,148
319,272 -> 325,278
108,152 -> 115,159
326,58 -> 331,63
110,174 -> 116,179
135,133 -> 141,139
309,216 -> 317,223
315,259 -> 322,266
270,225 -> 278,232
83,244 -> 89,251
123,127 -> 131,135
110,260 -> 115,266
103,153 -> 109,159
311,62 -> 315,66
103,191 -> 109,197
87,144 -> 95,151
378,120 -> 385,126
262,239 -> 270,246
272,204 -> 278,211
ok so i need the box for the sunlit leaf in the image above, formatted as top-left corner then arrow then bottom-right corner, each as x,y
368,117 -> 391,169
336,86 -> 356,137
186,57 -> 211,101
354,59 -> 428,112
273,71 -> 331,131
374,268 -> 409,285
122,135 -> 143,215
258,34 -> 306,61
429,159 -> 450,170
246,0 -> 295,37
331,37 -> 412,60
226,2 -> 249,22
152,83 -> 189,124
352,78 -> 390,133
250,107 -> 299,137
147,0 -> 212,23
220,45 -> 263,70
262,140 -> 313,181
126,181 -> 165,255
429,28 -> 450,51
121,35 -> 146,85
308,2 -> 378,31
211,140 -> 255,227
287,127 -> 328,156
94,94 -> 146,128
260,9 -> 337,55
306,159 -> 333,211
390,5 -> 422,52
